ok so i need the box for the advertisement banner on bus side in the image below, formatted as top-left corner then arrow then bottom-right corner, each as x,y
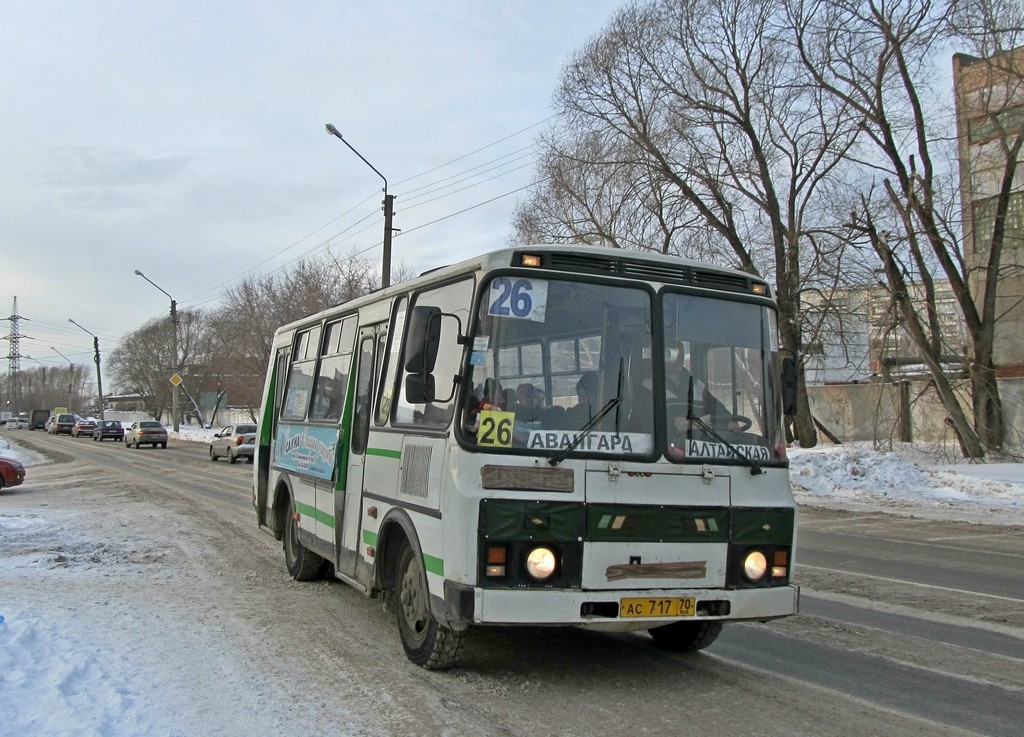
273,424 -> 339,480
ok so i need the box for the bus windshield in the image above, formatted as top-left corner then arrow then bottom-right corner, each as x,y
463,276 -> 655,457
461,275 -> 785,465
662,292 -> 785,465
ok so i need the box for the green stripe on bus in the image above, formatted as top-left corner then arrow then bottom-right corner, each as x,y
359,530 -> 442,575
294,500 -> 335,529
366,447 -> 401,459
423,553 -> 444,576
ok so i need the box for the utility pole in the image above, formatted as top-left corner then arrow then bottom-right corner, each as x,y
135,271 -> 180,431
68,319 -> 104,422
325,123 -> 398,288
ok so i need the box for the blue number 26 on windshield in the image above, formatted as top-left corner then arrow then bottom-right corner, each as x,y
488,277 -> 548,322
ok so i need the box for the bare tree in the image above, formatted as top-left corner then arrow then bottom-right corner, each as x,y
792,0 -> 1024,457
513,0 -> 865,445
109,248 -> 394,423
208,248 -> 382,407
109,308 -> 209,422
109,318 -> 175,419
510,131 -> 695,253
1,364 -> 87,414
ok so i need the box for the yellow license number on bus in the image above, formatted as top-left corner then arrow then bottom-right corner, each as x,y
477,410 -> 516,448
620,597 -> 696,618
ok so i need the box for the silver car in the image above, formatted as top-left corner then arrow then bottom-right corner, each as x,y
208,423 -> 257,464
124,420 -> 168,449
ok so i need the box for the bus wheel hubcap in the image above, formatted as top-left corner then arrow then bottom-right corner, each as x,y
400,568 -> 426,636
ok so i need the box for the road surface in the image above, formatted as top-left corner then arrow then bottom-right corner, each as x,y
5,429 -> 1022,736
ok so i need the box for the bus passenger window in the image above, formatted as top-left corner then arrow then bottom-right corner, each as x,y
281,361 -> 314,420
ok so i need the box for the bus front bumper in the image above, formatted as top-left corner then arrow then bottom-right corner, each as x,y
444,582 -> 799,630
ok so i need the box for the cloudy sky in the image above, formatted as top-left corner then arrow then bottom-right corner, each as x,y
1,0 -> 623,373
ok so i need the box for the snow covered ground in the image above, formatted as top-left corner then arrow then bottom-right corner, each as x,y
788,444 -> 1024,526
1,429 -> 1022,736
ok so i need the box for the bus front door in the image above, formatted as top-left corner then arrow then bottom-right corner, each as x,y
336,331 -> 378,579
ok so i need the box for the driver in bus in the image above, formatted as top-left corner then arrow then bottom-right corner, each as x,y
514,383 -> 545,422
665,344 -> 740,433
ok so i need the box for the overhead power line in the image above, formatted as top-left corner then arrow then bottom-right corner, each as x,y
181,118 -> 550,310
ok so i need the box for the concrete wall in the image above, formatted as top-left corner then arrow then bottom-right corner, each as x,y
807,377 -> 1024,453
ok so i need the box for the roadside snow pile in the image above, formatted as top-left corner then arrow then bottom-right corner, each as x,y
790,446 -> 1024,524
789,447 -> 932,498
0,436 -> 46,467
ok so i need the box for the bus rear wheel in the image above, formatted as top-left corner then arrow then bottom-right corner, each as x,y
284,497 -> 322,581
649,620 -> 723,652
394,543 -> 463,669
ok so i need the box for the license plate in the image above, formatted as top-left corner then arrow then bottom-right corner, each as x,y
620,597 -> 696,618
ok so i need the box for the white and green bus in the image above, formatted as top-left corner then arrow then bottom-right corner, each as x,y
253,245 -> 799,669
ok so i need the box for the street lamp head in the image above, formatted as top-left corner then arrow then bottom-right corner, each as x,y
134,269 -> 144,277
325,123 -> 342,139
68,318 -> 97,339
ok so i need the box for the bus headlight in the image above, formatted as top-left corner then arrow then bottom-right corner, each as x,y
742,550 -> 768,582
525,546 -> 557,581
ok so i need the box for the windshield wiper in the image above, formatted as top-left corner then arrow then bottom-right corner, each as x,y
687,413 -> 763,476
551,362 -> 625,467
549,397 -> 621,467
685,375 -> 762,475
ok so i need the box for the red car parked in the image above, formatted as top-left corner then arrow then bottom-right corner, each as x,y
0,456 -> 26,490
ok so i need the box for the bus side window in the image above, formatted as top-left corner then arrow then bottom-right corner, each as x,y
281,329 -> 317,420
376,297 -> 407,425
309,316 -> 356,422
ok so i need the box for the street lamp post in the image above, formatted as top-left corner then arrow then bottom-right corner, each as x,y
52,347 -> 75,412
134,270 -> 180,432
325,123 -> 397,288
68,319 -> 105,422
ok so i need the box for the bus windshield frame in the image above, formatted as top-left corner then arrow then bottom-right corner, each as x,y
457,273 -> 786,466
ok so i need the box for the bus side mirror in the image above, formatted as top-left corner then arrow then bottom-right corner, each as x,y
405,373 -> 436,404
404,305 -> 442,374
781,355 -> 798,416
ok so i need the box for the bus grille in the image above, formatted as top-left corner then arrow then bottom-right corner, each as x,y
401,445 -> 431,498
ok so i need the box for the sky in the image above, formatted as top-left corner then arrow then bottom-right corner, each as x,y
1,432 -> 1022,735
1,0 -> 624,375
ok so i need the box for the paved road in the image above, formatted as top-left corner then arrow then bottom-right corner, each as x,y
9,429 -> 1024,736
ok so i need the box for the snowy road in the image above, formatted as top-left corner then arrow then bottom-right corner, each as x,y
2,431 -> 1023,737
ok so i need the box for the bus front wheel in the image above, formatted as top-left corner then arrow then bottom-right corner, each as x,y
649,620 -> 723,652
284,497 -> 322,581
394,543 -> 463,669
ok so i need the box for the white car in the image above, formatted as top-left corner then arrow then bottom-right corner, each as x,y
6,417 -> 29,430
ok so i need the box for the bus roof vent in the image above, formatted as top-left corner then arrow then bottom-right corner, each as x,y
690,269 -> 753,293
547,252 -> 752,293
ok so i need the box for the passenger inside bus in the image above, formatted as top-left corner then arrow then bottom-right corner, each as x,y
310,376 -> 344,421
